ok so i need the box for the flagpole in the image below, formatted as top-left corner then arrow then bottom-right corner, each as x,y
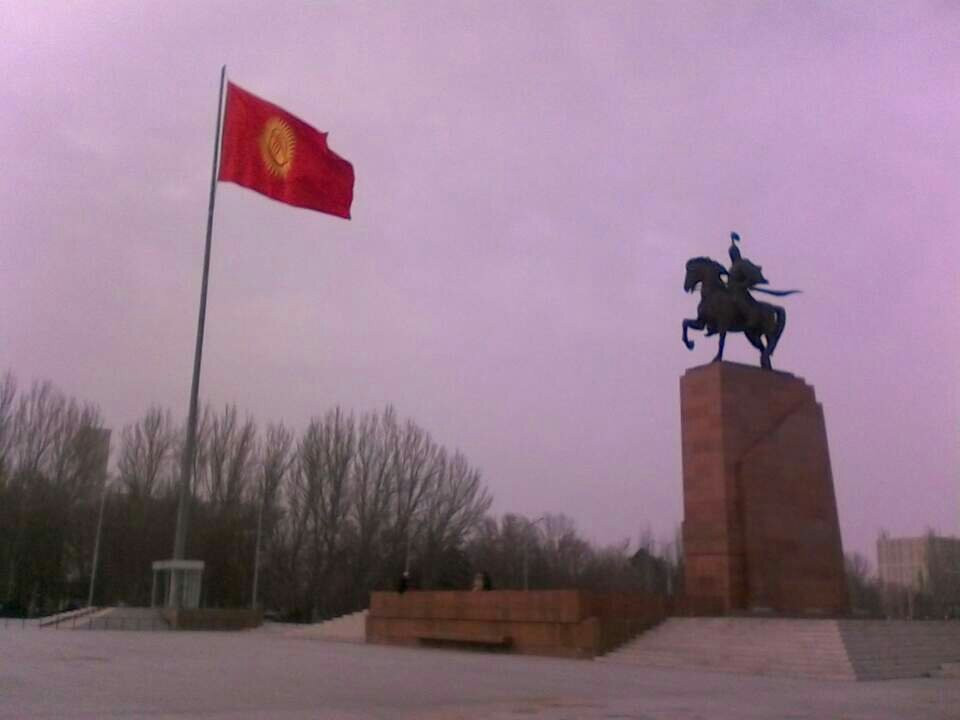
171,66 -> 227,602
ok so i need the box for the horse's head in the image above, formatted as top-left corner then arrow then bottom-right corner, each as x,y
684,257 -> 726,293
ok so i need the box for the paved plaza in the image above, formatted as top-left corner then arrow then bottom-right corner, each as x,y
1,625 -> 957,719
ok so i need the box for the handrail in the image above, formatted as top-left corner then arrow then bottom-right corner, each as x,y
40,607 -> 101,628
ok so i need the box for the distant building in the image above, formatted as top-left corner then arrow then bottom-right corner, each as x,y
877,534 -> 960,614
75,426 -> 111,483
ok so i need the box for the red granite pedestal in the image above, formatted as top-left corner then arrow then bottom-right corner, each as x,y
681,362 -> 848,616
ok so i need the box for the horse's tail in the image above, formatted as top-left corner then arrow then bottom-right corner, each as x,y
767,306 -> 786,357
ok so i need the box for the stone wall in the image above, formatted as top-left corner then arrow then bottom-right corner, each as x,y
366,590 -> 665,658
162,608 -> 263,630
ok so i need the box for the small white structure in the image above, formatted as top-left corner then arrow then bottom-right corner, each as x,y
151,560 -> 204,609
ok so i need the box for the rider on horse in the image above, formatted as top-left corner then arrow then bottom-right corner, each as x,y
682,232 -> 798,369
725,232 -> 767,327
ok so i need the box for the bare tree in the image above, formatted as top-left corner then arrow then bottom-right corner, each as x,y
1,379 -> 105,613
0,375 -> 504,618
0,374 -> 19,604
0,372 -> 17,484
256,422 -> 294,609
10,380 -> 65,479
419,449 -> 491,587
272,447 -> 309,617
194,405 -> 259,607
200,405 -> 257,508
261,423 -> 294,508
348,408 -> 396,602
295,408 -> 355,619
117,407 -> 178,499
386,416 -> 442,575
466,513 -> 681,593
50,404 -> 107,601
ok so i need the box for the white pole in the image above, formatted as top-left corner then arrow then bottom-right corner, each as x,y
251,489 -> 264,609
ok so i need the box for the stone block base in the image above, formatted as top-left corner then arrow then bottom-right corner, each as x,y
680,362 -> 847,615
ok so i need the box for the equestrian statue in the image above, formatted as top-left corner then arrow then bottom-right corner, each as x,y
682,232 -> 799,370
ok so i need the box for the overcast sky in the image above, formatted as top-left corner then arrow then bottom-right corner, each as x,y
2,1 -> 957,562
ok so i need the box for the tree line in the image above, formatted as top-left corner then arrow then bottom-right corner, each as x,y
0,373 -> 680,620
6,372 -> 955,622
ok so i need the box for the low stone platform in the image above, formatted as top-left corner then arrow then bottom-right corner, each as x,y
601,617 -> 960,680
81,607 -> 171,631
49,606 -> 264,631
366,590 -> 665,658
161,607 -> 263,630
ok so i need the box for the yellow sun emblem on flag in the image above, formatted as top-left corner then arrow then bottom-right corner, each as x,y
260,117 -> 296,178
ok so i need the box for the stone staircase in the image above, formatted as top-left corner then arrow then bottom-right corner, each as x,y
598,618 -> 960,681
283,609 -> 368,643
838,620 -> 960,680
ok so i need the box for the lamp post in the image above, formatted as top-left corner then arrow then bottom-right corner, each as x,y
522,516 -> 546,591
251,489 -> 265,610
88,477 -> 112,608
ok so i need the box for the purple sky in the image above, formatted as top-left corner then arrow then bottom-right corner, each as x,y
2,2 -> 958,563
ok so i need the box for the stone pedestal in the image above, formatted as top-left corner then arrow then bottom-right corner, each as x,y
680,362 -> 848,615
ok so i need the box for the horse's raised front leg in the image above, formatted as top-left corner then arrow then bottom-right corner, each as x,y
712,331 -> 726,362
682,318 -> 704,350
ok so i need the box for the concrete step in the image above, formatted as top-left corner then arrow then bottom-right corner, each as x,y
285,609 -> 368,643
605,652 -> 852,672
600,653 -> 856,680
607,654 -> 848,666
599,618 -> 960,681
608,649 -> 850,664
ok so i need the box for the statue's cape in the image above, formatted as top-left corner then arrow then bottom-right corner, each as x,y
752,287 -> 802,297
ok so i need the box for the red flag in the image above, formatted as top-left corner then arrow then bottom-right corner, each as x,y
218,82 -> 354,219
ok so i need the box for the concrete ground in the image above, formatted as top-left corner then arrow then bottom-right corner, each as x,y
1,624 -> 957,720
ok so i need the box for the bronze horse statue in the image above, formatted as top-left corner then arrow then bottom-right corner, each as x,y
682,256 -> 794,370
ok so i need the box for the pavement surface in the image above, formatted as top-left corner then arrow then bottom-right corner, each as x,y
1,624 -> 958,719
